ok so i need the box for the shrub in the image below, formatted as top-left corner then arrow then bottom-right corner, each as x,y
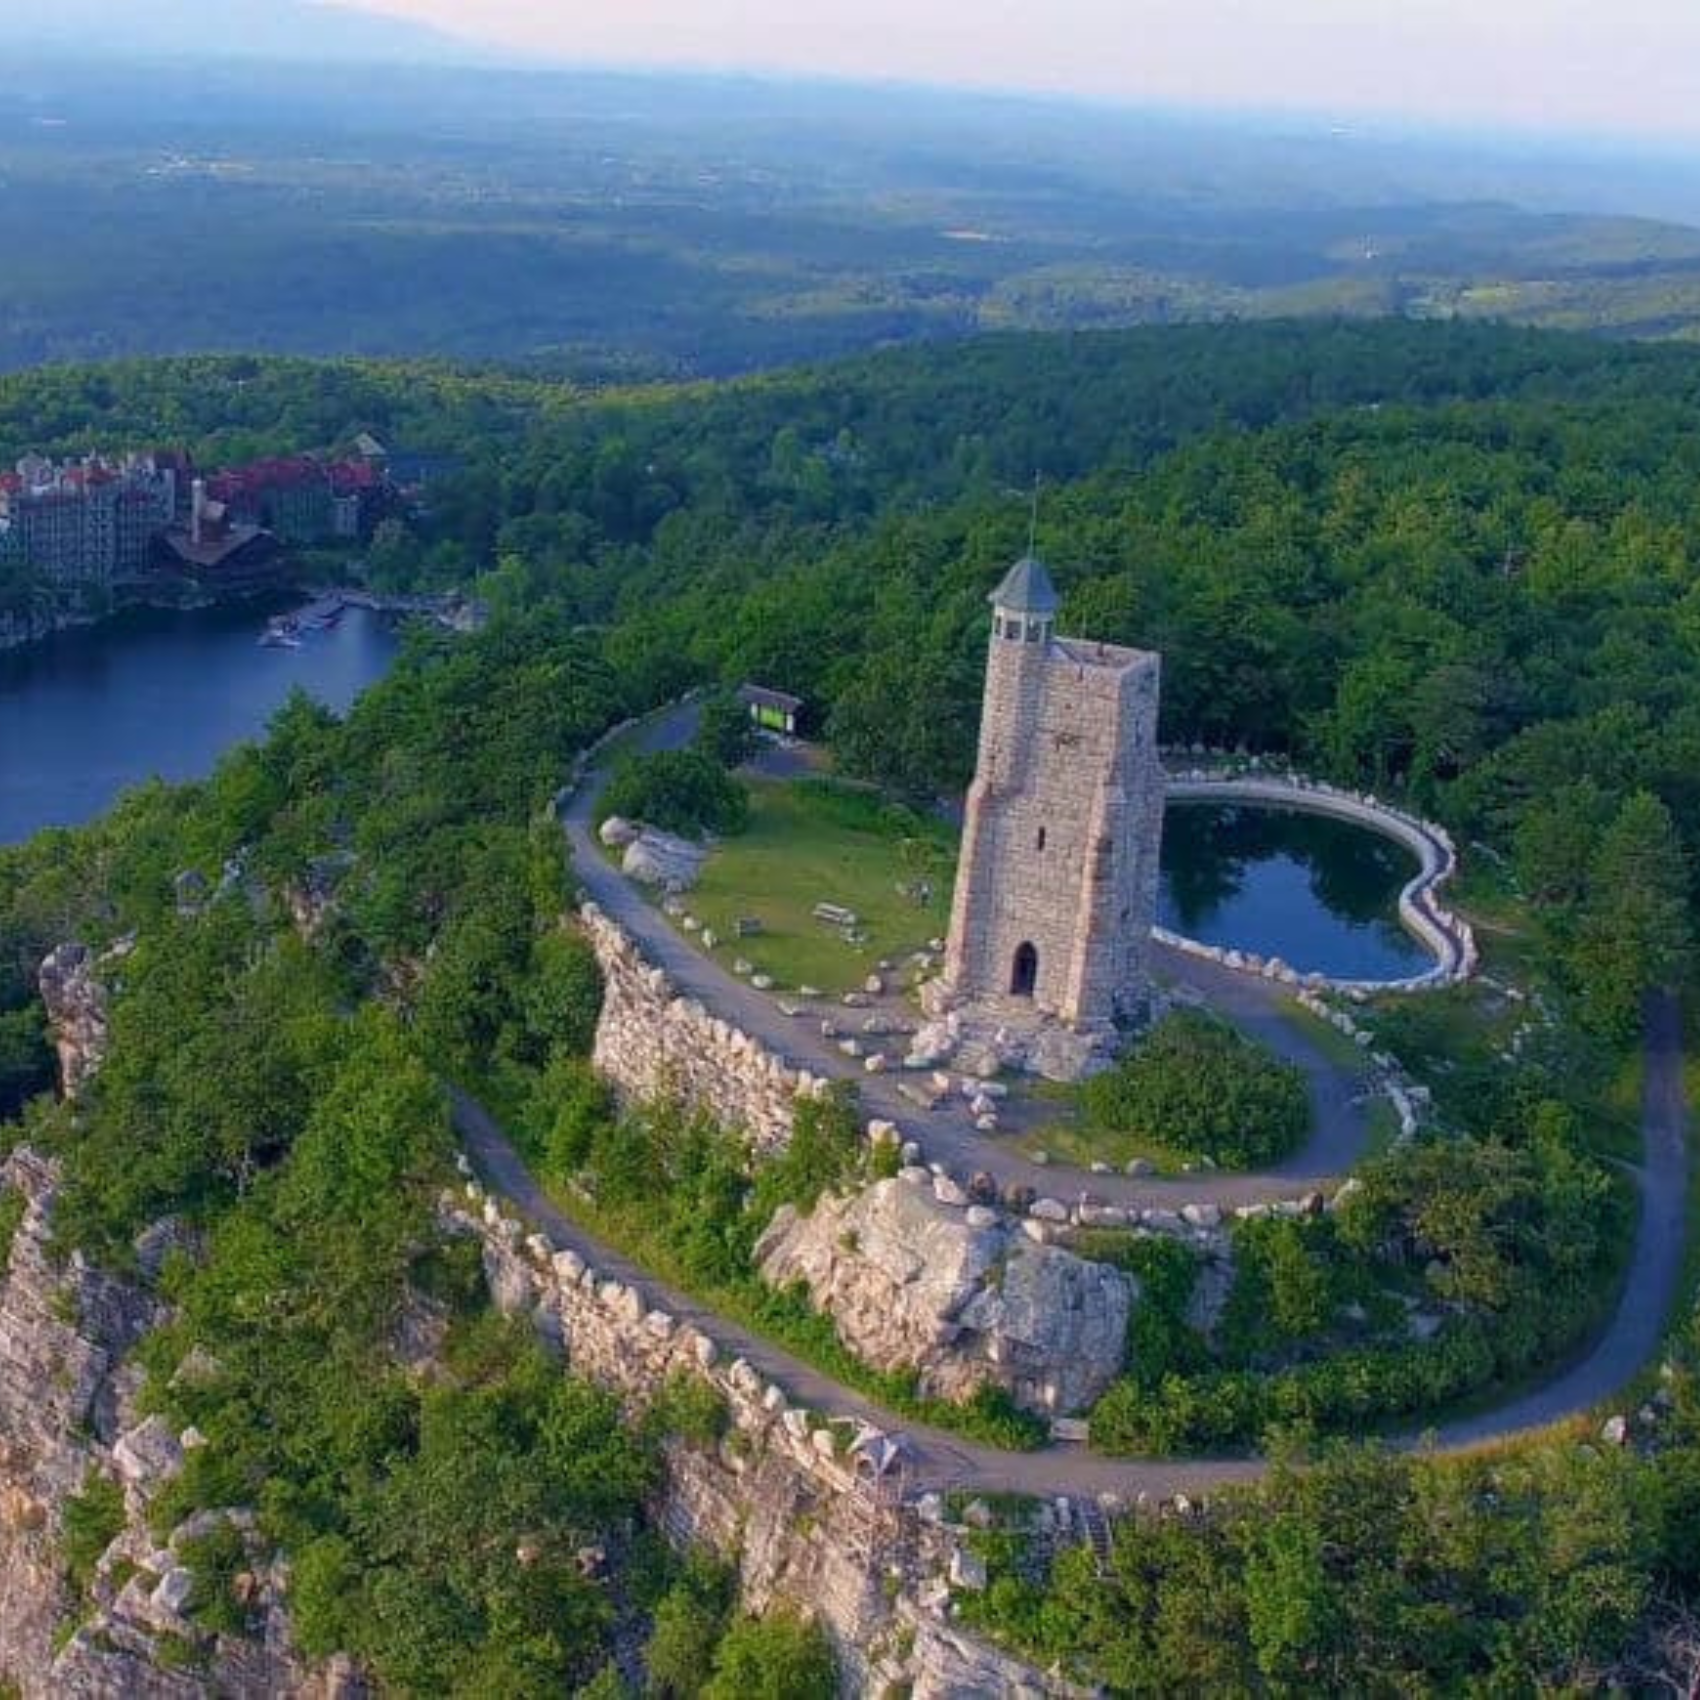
520,929 -> 604,1062
752,1082 -> 863,1216
1074,1230 -> 1207,1385
958,1383 -> 1050,1450
1081,1011 -> 1310,1169
0,1187 -> 25,1271
648,1373 -> 731,1448
644,1553 -> 736,1698
596,749 -> 749,839
178,1521 -> 251,1638
703,1609 -> 838,1700
62,1472 -> 125,1594
528,1053 -> 617,1179
0,1005 -> 52,1121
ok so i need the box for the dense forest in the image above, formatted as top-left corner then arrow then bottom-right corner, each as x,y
0,621 -> 835,1693
10,318 -> 1690,1031
4,317 -> 1700,1690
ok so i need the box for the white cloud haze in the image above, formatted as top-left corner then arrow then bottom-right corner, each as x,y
328,0 -> 1700,139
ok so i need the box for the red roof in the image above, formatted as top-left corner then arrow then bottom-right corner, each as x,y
327,461 -> 378,494
211,456 -> 330,497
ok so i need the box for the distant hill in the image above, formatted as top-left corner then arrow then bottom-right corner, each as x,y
3,55 -> 1700,374
0,0 -> 493,68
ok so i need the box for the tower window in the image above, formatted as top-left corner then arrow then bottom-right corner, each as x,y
1025,620 -> 1041,643
1036,826 -> 1047,851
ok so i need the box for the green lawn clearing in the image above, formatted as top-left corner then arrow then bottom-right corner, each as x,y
686,778 -> 957,994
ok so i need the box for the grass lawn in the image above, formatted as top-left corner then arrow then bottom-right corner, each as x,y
1362,976 -> 1643,1165
1015,1108 -> 1192,1176
686,777 -> 957,994
1447,860 -> 1545,984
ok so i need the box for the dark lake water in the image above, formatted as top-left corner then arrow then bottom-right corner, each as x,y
0,598 -> 398,844
1159,801 -> 1429,981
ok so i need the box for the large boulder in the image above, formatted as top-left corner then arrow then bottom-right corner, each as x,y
622,829 -> 708,892
599,815 -> 642,849
755,1177 -> 1133,1413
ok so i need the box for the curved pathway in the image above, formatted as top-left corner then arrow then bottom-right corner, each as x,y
473,705 -> 1697,1494
562,705 -> 1371,1212
454,1089 -> 1262,1496
1430,989 -> 1690,1447
455,996 -> 1687,1492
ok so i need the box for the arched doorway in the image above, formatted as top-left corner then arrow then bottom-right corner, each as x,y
1010,941 -> 1038,998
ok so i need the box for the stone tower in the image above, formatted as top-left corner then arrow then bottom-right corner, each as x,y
941,555 -> 1163,1033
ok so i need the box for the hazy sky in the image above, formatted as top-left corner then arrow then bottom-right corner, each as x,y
329,0 -> 1700,140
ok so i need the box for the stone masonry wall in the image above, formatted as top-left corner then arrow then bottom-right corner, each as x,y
452,1178 -> 1075,1699
945,631 -> 1163,1033
585,903 -> 833,1153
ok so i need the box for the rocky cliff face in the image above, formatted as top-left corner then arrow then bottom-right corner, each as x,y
756,1171 -> 1133,1415
0,1151 -> 343,1698
458,1178 -> 1083,1699
0,1148 -> 159,1690
37,945 -> 116,1103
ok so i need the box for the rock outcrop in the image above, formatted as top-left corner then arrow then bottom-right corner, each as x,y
621,829 -> 707,892
37,944 -> 117,1102
0,1151 -> 338,1697
756,1174 -> 1133,1414
282,851 -> 357,942
456,1178 -> 1083,1699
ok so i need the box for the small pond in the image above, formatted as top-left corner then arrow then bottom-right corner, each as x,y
1158,801 -> 1430,982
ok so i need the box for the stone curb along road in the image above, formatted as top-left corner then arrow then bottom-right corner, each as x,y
477,702 -> 1691,1494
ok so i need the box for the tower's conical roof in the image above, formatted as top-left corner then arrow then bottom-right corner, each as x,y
989,555 -> 1060,614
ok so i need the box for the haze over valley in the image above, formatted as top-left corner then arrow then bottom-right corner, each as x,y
7,12 -> 1700,377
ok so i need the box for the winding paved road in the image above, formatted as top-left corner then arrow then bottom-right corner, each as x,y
563,705 -> 1371,1213
451,708 -> 1694,1495
1430,989 -> 1691,1448
454,1089 -> 1264,1496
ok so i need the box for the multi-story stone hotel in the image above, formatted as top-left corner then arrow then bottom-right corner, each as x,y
0,454 -> 179,594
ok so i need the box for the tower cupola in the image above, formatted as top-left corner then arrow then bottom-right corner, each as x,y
989,554 -> 1060,646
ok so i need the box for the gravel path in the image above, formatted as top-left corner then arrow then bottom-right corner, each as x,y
564,704 -> 1371,1212
1430,989 -> 1690,1447
452,705 -> 1695,1495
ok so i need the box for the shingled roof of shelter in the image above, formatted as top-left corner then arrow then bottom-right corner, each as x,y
989,554 -> 1061,614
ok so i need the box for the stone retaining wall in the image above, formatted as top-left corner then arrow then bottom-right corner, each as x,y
1160,775 -> 1478,995
584,903 -> 832,1152
448,1178 -> 1075,1698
